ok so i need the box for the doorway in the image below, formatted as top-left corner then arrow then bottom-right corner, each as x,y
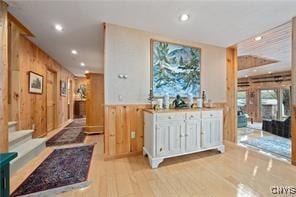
46,70 -> 57,132
67,79 -> 72,119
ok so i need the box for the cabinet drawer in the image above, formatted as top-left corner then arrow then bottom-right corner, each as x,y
156,113 -> 185,122
186,112 -> 201,120
202,110 -> 222,119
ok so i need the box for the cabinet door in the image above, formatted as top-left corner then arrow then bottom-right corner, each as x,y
201,118 -> 222,148
168,121 -> 185,155
210,118 -> 222,146
156,122 -> 170,156
156,121 -> 185,156
201,119 -> 212,148
185,120 -> 201,152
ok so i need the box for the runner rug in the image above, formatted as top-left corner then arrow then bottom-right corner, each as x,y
46,127 -> 86,146
65,118 -> 86,128
11,145 -> 94,197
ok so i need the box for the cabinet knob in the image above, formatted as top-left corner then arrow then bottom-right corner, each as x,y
168,116 -> 172,119
160,147 -> 163,152
185,134 -> 189,137
190,115 -> 194,118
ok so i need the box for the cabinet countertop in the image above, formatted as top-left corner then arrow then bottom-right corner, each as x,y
143,107 -> 223,114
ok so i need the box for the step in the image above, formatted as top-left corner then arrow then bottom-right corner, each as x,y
10,138 -> 47,175
8,121 -> 18,132
9,130 -> 34,150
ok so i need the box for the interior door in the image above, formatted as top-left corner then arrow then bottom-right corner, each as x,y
47,70 -> 56,132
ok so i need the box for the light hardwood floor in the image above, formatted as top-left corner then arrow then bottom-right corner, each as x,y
11,127 -> 296,197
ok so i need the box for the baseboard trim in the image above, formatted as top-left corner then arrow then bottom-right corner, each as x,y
104,151 -> 142,161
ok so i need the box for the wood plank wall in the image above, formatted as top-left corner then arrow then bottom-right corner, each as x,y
0,1 -> 8,152
85,73 -> 104,134
291,17 -> 296,165
104,104 -> 150,159
225,47 -> 238,143
8,18 -> 75,138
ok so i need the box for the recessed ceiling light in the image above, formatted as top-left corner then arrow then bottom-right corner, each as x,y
253,69 -> 257,72
54,24 -> 63,32
85,70 -> 89,74
255,36 -> 262,41
180,14 -> 189,22
71,50 -> 77,55
268,71 -> 272,74
245,75 -> 248,78
80,62 -> 85,67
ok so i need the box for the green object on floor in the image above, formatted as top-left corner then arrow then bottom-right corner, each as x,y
0,152 -> 18,197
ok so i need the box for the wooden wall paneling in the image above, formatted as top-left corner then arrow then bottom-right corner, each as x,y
85,73 -> 104,134
105,106 -> 116,156
226,47 -> 238,143
291,17 -> 296,165
8,22 -> 21,123
8,16 -> 75,138
115,106 -> 129,154
7,12 -> 34,37
104,104 -> 150,159
0,1 -> 9,152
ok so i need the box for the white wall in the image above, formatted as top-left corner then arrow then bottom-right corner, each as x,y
104,24 -> 227,104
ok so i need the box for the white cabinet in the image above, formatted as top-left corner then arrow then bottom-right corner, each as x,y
143,109 -> 224,168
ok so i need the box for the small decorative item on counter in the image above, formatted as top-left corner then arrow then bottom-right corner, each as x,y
202,90 -> 206,107
208,99 -> 213,108
172,95 -> 187,109
153,104 -> 161,111
148,88 -> 154,103
197,98 -> 203,108
191,103 -> 197,109
163,93 -> 170,109
157,98 -> 163,109
188,93 -> 193,108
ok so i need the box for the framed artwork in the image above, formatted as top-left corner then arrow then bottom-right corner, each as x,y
60,80 -> 67,97
151,40 -> 201,97
28,71 -> 43,94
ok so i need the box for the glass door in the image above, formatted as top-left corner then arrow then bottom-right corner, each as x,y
260,89 -> 278,120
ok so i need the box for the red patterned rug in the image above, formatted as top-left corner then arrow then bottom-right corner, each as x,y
46,127 -> 86,146
11,145 -> 94,197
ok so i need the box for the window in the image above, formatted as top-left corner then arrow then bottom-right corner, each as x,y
260,87 -> 291,120
237,91 -> 247,113
260,89 -> 278,120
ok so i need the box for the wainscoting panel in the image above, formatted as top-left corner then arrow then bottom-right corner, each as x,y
104,104 -> 150,159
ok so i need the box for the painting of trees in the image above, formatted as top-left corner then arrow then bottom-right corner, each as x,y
152,40 -> 201,97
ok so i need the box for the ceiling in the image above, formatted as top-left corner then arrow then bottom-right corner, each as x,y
237,22 -> 291,78
5,1 -> 296,76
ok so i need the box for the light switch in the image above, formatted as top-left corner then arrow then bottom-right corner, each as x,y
131,131 -> 136,139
